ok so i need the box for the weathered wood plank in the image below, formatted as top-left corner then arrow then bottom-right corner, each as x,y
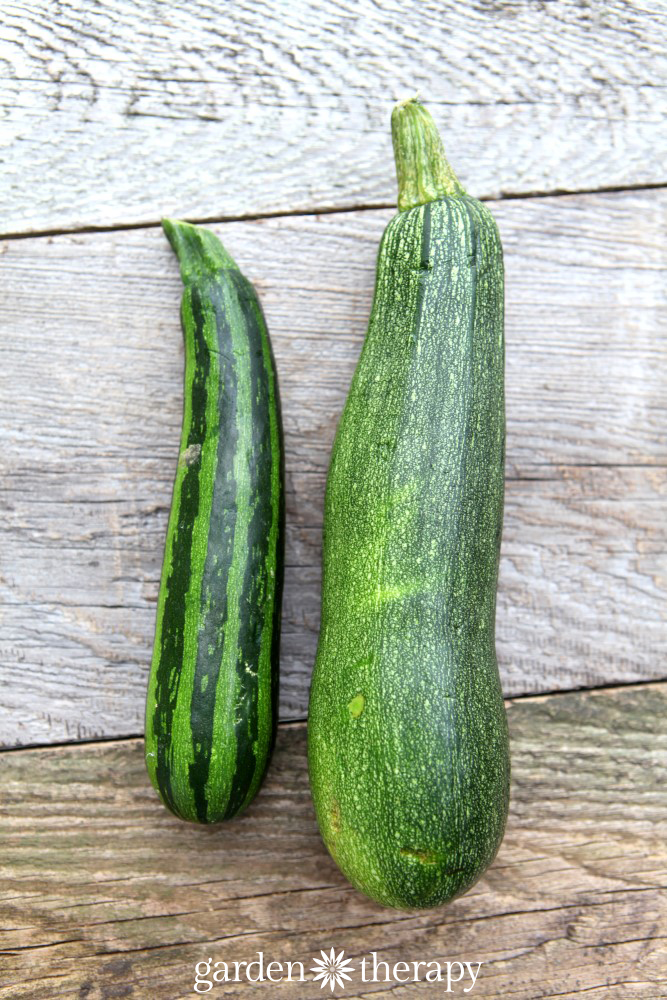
0,684 -> 665,998
2,1 -> 666,233
1,190 -> 665,746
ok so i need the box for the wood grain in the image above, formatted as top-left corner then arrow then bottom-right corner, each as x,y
0,683 -> 665,998
2,0 -> 666,233
1,189 -> 666,746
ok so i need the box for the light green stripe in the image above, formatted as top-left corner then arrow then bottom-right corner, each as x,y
205,280 -> 254,818
145,290 -> 199,783
169,294 -> 220,815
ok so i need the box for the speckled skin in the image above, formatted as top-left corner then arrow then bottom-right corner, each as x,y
308,102 -> 509,909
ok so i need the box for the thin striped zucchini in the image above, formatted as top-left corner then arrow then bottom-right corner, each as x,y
145,219 -> 284,823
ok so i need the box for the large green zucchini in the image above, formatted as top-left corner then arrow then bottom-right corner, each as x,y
145,220 -> 284,823
308,99 -> 510,908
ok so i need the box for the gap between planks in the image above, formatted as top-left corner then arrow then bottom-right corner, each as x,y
1,180 -> 665,244
2,679 -> 664,757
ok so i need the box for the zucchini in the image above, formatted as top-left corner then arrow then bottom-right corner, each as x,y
308,99 -> 509,908
145,219 -> 284,823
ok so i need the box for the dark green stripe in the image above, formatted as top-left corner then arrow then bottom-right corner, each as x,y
268,335 -> 285,745
419,199 -> 432,274
153,286 -> 211,816
187,279 -> 239,822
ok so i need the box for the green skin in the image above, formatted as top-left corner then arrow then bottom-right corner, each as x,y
308,99 -> 510,909
145,220 -> 284,823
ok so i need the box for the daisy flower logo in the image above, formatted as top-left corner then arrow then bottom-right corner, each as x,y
310,948 -> 355,991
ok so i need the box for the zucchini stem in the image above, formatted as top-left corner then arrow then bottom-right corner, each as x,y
391,97 -> 465,212
162,218 -> 238,284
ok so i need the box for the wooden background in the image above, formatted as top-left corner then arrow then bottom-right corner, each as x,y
1,1 -> 665,997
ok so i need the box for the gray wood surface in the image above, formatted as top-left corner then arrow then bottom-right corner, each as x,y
1,190 -> 665,747
1,683 -> 665,999
2,1 -> 666,234
2,3 -> 666,996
